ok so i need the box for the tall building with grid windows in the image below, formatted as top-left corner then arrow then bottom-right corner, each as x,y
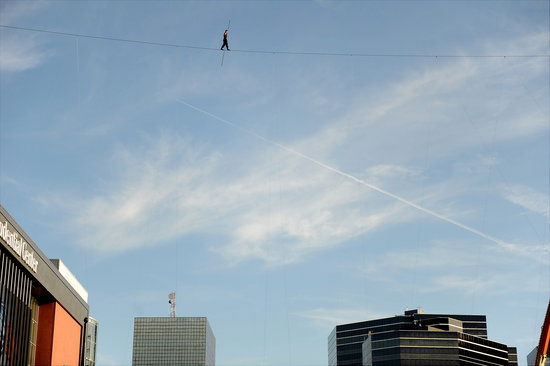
132,317 -> 215,366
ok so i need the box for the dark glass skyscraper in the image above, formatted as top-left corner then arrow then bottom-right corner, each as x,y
328,309 -> 517,366
132,316 -> 216,366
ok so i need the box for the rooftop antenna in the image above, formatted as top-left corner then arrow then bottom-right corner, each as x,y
168,292 -> 176,317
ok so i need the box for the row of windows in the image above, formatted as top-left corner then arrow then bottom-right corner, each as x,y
337,316 -> 410,332
134,335 -> 206,340
135,324 -> 206,326
133,344 -> 206,348
134,350 -> 205,353
458,332 -> 508,351
0,248 -> 33,366
337,335 -> 366,345
369,337 -> 459,350
459,347 -> 509,365
373,331 -> 461,341
134,324 -> 207,327
134,361 -> 208,364
336,314 -> 486,334
133,352 -> 205,357
135,318 -> 207,325
134,333 -> 206,343
133,350 -> 207,356
336,326 -> 481,346
134,328 -> 206,333
415,314 -> 487,323
335,336 -> 514,365
133,357 -> 206,362
133,335 -> 206,340
133,334 -> 207,338
134,341 -> 206,348
134,330 -> 206,335
134,327 -> 206,331
337,351 -> 369,362
372,359 -> 461,366
133,359 -> 207,363
373,347 -> 460,357
133,352 -> 205,356
27,297 -> 39,366
133,342 -> 207,347
338,322 -> 408,338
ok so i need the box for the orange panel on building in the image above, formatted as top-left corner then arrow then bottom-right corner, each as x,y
35,302 -> 55,365
35,302 -> 82,366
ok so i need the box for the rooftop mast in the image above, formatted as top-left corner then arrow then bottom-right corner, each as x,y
168,292 -> 176,317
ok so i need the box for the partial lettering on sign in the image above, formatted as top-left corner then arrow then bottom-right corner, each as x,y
0,221 -> 38,273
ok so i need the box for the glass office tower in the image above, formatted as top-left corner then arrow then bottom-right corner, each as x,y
84,316 -> 99,366
329,309 -> 517,366
132,317 -> 215,366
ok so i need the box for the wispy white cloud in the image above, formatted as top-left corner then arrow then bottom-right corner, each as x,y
0,1 -> 51,73
70,134 -> 226,252
65,131 -> 418,264
219,198 -> 411,265
0,174 -> 20,186
0,0 -> 48,24
500,184 -> 549,217
0,33 -> 50,72
361,240 -> 549,295
427,275 -> 497,296
180,100 -> 532,261
362,242 -> 478,275
295,32 -> 548,167
50,30 -> 548,267
365,164 -> 422,179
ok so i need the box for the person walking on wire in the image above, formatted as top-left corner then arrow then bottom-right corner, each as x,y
220,29 -> 230,51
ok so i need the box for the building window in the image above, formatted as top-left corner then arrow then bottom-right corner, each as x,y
27,296 -> 39,366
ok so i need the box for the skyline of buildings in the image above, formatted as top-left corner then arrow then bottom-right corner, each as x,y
1,205 -> 547,365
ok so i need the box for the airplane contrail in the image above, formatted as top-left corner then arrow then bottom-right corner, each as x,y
178,99 -> 517,252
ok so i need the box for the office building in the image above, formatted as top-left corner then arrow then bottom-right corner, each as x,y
527,347 -> 536,366
329,309 -> 517,366
0,204 -> 96,366
528,346 -> 550,366
132,316 -> 216,366
84,316 -> 99,366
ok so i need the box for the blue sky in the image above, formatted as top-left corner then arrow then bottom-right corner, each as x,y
0,0 -> 549,365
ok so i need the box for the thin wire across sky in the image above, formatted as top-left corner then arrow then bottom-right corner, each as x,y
1,24 -> 549,59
